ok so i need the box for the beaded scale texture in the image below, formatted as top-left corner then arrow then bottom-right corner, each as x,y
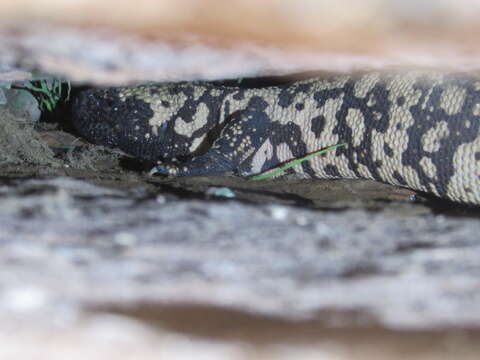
73,71 -> 480,205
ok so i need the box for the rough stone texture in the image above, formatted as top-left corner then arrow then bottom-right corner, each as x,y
0,175 -> 480,359
2,1 -> 480,84
1,176 -> 480,328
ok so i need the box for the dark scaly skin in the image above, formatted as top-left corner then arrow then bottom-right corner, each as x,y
72,72 -> 480,204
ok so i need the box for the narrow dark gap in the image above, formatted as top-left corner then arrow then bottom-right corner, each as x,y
33,76 -> 480,215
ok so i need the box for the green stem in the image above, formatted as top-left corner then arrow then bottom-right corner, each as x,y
250,143 -> 346,181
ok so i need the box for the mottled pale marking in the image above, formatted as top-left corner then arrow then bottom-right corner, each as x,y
295,95 -> 319,152
472,103 -> 480,116
172,117 -> 192,137
224,75 -> 452,195
419,156 -> 438,180
421,120 -> 450,153
276,142 -> 294,162
308,96 -> 357,178
106,72 -> 480,204
345,108 -> 365,147
315,74 -> 351,91
250,139 -> 274,174
401,166 -> 428,193
221,94 -> 249,116
118,86 -> 152,100
371,128 -> 390,181
357,163 -> 374,179
148,119 -> 159,136
236,134 -> 255,162
353,72 -> 380,98
311,94 -> 356,179
419,73 -> 444,110
448,137 -> 480,203
317,152 -> 357,179
192,102 -> 210,128
193,86 -> 206,101
240,146 -> 256,164
373,73 -> 423,187
255,74 -> 467,199
439,86 -> 467,115
275,142 -> 305,174
131,86 -> 190,136
174,102 -> 209,136
222,87 -> 280,128
247,77 -> 350,173
189,136 -> 204,152
210,88 -> 223,97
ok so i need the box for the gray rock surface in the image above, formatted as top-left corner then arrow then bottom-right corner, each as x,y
0,174 -> 480,359
1,176 -> 479,328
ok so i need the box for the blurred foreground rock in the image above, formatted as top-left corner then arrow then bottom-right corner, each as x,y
1,0 -> 480,84
0,176 -> 480,359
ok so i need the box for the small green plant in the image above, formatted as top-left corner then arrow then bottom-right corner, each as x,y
250,143 -> 346,181
17,78 -> 70,112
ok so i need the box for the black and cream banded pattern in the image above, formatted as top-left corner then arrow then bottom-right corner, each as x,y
73,71 -> 480,204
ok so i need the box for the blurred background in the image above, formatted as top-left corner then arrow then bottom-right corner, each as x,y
2,0 -> 480,84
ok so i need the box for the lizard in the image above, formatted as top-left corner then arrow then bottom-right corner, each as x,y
72,71 -> 480,205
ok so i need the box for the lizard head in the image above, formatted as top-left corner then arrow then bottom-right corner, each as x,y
72,84 -> 215,162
